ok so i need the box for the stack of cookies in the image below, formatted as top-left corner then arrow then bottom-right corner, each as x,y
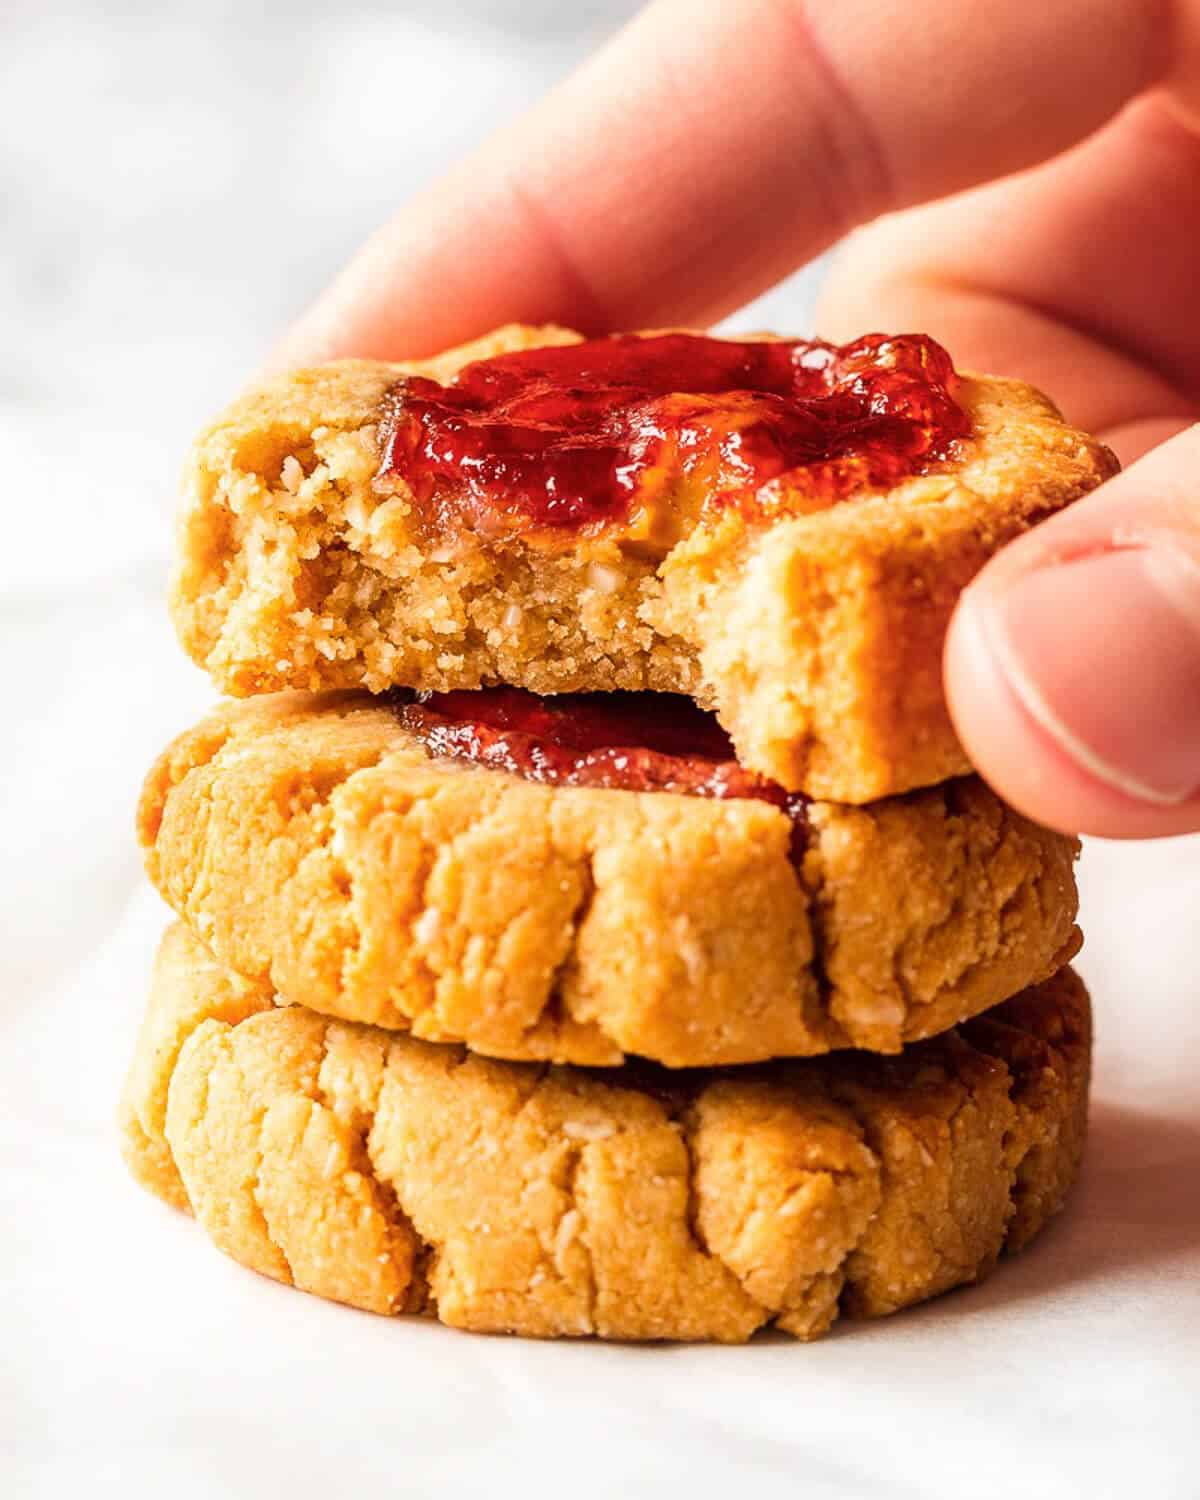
122,325 -> 1112,1341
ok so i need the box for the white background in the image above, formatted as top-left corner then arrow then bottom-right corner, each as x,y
3,3 -> 1198,1495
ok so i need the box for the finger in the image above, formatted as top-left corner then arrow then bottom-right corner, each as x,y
945,424 -> 1200,838
816,97 -> 1200,458
270,0 -> 1170,367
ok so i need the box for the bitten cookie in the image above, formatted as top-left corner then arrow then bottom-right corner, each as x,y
171,324 -> 1115,801
121,924 -> 1091,1344
138,691 -> 1081,1068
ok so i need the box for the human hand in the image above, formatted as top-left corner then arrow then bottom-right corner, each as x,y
272,0 -> 1200,837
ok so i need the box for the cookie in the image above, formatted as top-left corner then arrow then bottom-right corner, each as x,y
121,924 -> 1091,1343
171,324 -> 1115,801
138,691 -> 1081,1067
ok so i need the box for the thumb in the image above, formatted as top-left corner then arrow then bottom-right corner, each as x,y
945,423 -> 1200,838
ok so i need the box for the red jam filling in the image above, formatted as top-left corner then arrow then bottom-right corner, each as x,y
394,687 -> 809,858
377,331 -> 969,542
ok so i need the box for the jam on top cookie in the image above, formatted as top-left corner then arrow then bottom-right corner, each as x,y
376,331 -> 969,544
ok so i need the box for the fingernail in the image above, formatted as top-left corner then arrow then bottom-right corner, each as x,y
969,544 -> 1200,805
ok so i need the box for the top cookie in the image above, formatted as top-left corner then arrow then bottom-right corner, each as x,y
173,325 -> 1116,801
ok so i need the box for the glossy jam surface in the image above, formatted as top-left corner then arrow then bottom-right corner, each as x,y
377,332 -> 969,543
395,687 -> 809,853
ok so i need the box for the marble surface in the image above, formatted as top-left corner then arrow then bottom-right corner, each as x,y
3,5 -> 1198,1496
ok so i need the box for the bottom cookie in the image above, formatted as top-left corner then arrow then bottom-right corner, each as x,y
121,923 -> 1091,1343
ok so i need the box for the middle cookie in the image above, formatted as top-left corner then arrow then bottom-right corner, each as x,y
139,689 -> 1080,1068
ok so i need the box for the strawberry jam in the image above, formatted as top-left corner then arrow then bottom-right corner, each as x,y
377,331 -> 969,546
395,687 -> 809,857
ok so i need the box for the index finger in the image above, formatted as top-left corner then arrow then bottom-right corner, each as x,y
271,0 -> 1171,367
